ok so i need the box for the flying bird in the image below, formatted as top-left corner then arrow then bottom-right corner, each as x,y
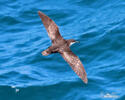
38,11 -> 88,84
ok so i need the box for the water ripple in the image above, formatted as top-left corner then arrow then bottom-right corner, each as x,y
0,0 -> 125,99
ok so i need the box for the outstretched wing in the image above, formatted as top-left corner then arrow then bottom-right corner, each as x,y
60,51 -> 88,84
38,11 -> 63,42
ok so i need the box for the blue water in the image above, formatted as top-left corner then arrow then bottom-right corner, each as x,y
0,0 -> 125,100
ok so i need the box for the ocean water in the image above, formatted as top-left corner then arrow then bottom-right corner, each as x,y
0,0 -> 125,100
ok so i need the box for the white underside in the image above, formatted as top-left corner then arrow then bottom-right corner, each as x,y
69,42 -> 76,46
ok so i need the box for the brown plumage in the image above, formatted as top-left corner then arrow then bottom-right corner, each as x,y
38,11 -> 88,84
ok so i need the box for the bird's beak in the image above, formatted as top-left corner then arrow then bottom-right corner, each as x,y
75,41 -> 80,43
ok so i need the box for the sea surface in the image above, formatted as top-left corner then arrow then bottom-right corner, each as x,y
0,0 -> 125,100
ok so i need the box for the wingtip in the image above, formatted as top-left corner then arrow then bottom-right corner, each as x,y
83,77 -> 88,84
38,11 -> 46,18
84,79 -> 88,84
38,11 -> 42,15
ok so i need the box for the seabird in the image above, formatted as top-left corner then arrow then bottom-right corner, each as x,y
38,11 -> 88,84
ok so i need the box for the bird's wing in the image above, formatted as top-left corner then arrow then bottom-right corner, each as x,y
60,51 -> 88,84
38,11 -> 63,42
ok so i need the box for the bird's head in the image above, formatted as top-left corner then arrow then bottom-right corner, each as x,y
67,39 -> 79,46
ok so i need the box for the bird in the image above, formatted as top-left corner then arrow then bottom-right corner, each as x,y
38,11 -> 88,84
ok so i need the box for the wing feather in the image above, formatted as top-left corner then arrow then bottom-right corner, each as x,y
38,11 -> 63,42
60,51 -> 88,84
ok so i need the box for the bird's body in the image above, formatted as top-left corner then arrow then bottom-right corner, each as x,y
42,39 -> 73,55
38,11 -> 88,84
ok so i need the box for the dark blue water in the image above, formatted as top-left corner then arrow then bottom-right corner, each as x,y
0,0 -> 125,100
